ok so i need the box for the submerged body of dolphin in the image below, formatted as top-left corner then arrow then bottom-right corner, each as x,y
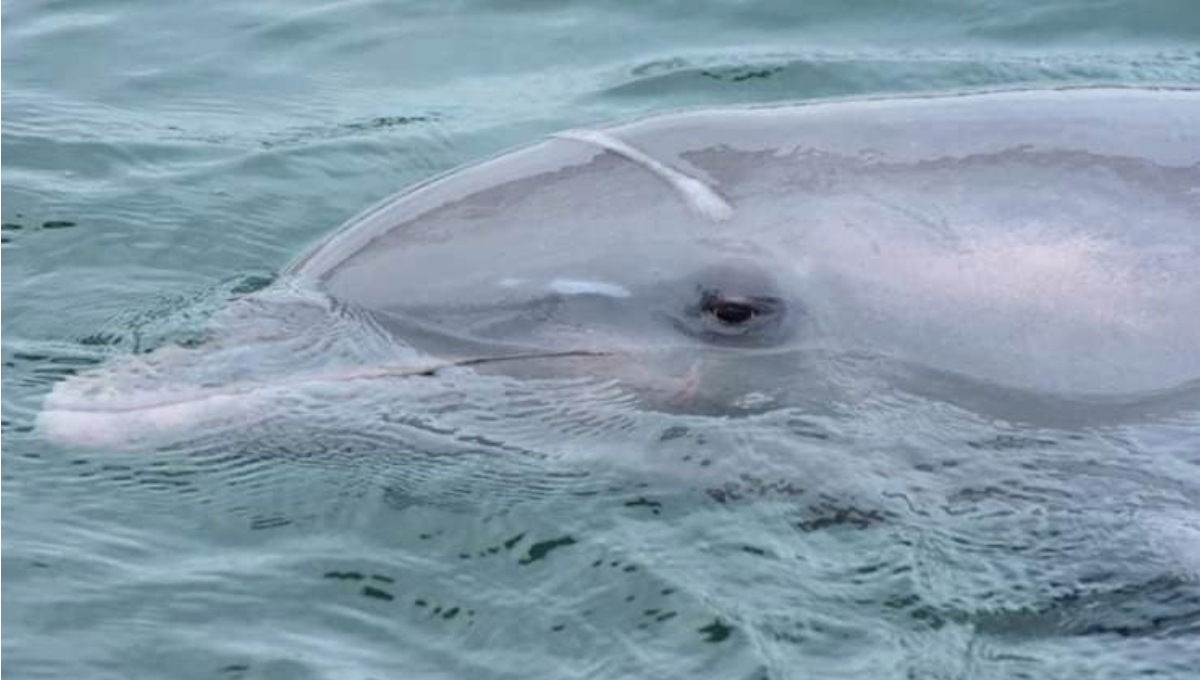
39,87 -> 1200,447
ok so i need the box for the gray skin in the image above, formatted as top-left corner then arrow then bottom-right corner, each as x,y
38,87 -> 1200,448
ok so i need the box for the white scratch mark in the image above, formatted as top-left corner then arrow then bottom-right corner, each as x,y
552,128 -> 734,222
547,278 -> 632,298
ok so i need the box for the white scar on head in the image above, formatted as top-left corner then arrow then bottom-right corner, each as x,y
547,278 -> 632,298
551,128 -> 734,222
496,276 -> 632,298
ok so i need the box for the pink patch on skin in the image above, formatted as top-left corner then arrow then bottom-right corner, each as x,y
669,360 -> 704,404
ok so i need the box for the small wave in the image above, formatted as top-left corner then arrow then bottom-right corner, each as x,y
595,49 -> 1200,104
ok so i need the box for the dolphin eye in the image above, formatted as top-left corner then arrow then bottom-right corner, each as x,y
693,288 -> 784,341
671,261 -> 793,346
702,294 -> 759,326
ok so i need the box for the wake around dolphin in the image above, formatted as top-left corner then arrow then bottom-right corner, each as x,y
38,87 -> 1200,448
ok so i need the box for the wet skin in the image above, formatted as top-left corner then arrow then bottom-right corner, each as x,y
38,87 -> 1200,446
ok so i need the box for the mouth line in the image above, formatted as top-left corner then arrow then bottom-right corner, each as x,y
411,349 -> 614,374
41,349 -> 617,417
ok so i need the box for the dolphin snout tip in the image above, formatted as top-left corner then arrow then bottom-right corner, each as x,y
36,404 -> 136,449
36,371 -> 251,450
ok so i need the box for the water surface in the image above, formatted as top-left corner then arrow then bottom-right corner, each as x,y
4,1 -> 1200,678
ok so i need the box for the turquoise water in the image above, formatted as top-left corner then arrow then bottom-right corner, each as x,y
4,1 -> 1200,678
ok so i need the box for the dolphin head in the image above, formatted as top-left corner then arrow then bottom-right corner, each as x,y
37,88 -> 1200,449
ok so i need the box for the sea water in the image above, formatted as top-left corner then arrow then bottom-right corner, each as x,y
4,1 -> 1199,678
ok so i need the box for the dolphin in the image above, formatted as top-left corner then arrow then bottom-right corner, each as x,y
37,87 -> 1200,449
